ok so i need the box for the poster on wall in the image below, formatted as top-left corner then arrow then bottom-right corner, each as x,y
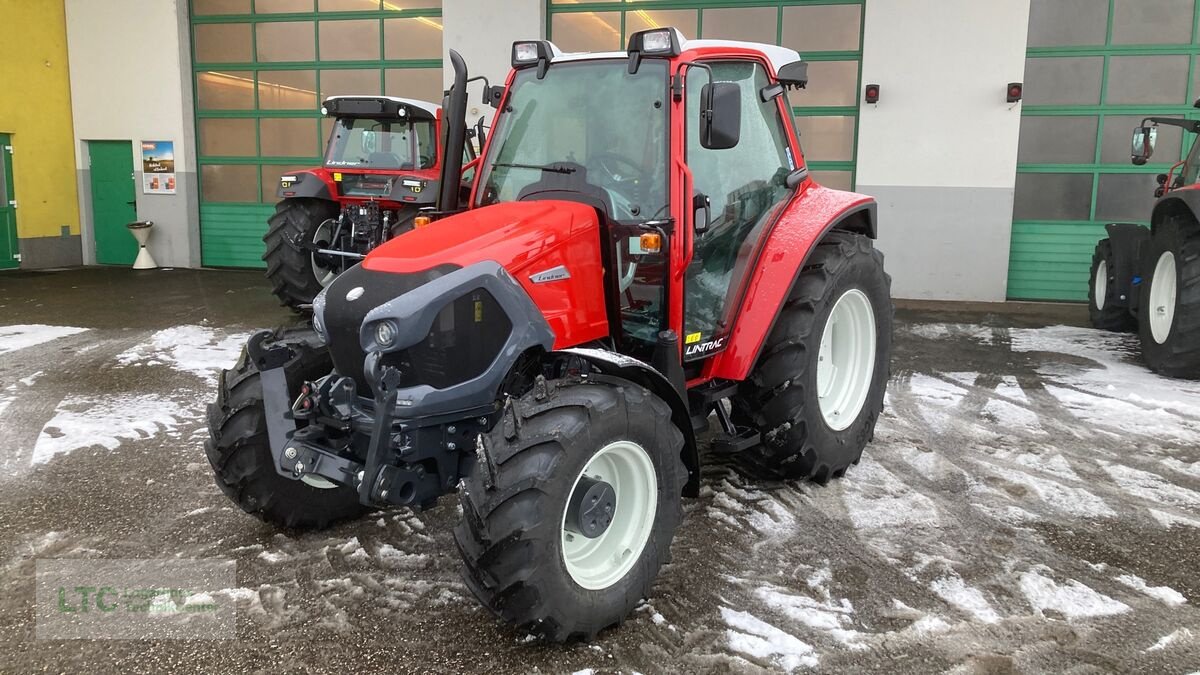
140,140 -> 176,194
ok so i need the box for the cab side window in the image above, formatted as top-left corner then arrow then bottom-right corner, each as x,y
684,60 -> 796,351
1183,132 -> 1200,185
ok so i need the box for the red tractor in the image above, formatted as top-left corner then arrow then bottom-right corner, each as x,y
263,96 -> 449,311
207,30 -> 893,640
1088,114 -> 1200,378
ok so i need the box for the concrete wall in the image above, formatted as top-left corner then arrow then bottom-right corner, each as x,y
0,0 -> 82,268
442,0 -> 543,128
65,0 -> 199,268
856,0 -> 1031,301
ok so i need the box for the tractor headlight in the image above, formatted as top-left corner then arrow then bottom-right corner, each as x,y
375,320 -> 398,348
312,288 -> 329,340
511,40 -> 558,73
513,42 -> 539,64
641,30 -> 672,53
626,28 -> 682,57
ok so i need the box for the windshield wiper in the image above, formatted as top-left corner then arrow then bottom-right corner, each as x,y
492,161 -> 576,175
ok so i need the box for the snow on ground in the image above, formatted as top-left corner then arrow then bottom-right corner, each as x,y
1018,568 -> 1130,619
30,393 -> 190,465
0,324 -> 88,355
929,574 -> 1001,624
115,325 -> 248,381
1146,627 -> 1194,652
2,316 -> 1200,672
1010,325 -> 1200,442
840,456 -> 941,530
1100,461 -> 1200,509
721,606 -> 820,671
1116,574 -> 1188,607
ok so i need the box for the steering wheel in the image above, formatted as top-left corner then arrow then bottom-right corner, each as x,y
591,152 -> 643,184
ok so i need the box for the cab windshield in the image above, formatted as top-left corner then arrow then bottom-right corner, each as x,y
324,117 -> 436,170
476,60 -> 669,221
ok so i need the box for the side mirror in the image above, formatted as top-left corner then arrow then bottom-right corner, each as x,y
692,193 -> 711,234
1131,126 -> 1157,165
700,82 -> 741,150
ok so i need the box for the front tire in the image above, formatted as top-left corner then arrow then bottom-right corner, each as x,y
263,198 -> 339,312
1089,238 -> 1137,332
454,376 -> 686,641
732,232 -> 892,482
205,325 -> 367,529
1138,217 -> 1200,378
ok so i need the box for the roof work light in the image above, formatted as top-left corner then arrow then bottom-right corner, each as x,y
511,40 -> 557,78
626,28 -> 683,73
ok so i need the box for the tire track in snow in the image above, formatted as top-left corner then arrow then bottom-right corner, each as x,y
887,330 -> 1200,532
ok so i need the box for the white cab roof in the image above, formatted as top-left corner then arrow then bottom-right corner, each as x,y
548,29 -> 802,74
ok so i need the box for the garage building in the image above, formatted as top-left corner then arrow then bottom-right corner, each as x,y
0,0 -> 1197,303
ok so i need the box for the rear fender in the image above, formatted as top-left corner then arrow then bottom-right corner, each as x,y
277,169 -> 334,201
1151,190 -> 1200,235
706,185 -> 876,382
558,348 -> 700,498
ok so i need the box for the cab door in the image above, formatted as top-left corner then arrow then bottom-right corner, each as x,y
682,60 -> 799,362
0,136 -> 17,269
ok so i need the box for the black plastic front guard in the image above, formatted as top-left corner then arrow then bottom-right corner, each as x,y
253,261 -> 557,508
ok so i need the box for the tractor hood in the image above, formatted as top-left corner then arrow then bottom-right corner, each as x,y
360,200 -> 610,349
362,200 -> 598,277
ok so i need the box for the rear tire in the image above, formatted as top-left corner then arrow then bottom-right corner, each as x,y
1138,217 -> 1200,378
1089,238 -> 1137,332
263,198 -> 339,313
205,325 -> 367,529
454,377 -> 686,642
732,232 -> 892,482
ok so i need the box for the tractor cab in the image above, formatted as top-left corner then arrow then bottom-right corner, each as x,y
386,29 -> 833,377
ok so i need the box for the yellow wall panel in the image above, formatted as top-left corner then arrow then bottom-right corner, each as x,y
0,0 -> 80,239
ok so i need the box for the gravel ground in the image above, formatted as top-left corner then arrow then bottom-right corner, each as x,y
0,268 -> 1197,674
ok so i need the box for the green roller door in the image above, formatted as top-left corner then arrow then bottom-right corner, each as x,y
189,0 -> 444,267
546,0 -> 865,191
1010,0 -> 1200,301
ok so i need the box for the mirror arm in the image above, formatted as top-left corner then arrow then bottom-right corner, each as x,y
759,83 -> 784,102
785,168 -> 809,189
673,61 -> 714,102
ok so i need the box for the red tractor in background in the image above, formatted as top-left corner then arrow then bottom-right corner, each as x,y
263,96 -> 457,311
207,29 -> 893,641
1088,113 -> 1200,378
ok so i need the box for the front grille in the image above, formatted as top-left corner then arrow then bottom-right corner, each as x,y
378,288 -> 512,390
324,263 -> 458,391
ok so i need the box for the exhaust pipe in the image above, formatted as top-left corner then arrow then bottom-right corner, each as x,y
437,49 -> 469,214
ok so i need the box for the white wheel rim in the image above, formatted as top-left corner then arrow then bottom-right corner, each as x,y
1094,259 -> 1108,310
560,440 -> 657,591
310,219 -> 339,287
1150,251 -> 1177,344
816,289 -> 877,432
